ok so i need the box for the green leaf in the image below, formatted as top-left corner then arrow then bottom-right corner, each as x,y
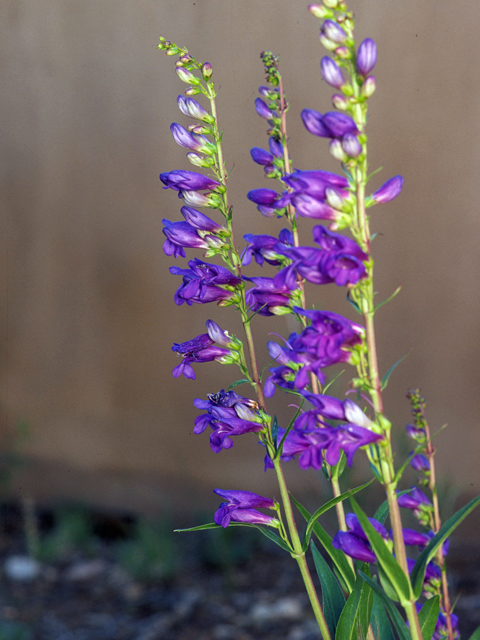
175,522 -> 292,553
411,492 -> 480,598
302,480 -> 373,552
350,496 -> 411,603
276,400 -> 304,458
380,353 -> 409,390
227,378 -> 250,390
323,369 -> 346,395
467,625 -> 480,640
358,572 -> 410,640
290,495 -> 355,592
370,591 -> 395,640
335,567 -> 373,640
253,525 -> 293,553
418,595 -> 440,640
374,285 -> 402,312
311,542 -> 346,638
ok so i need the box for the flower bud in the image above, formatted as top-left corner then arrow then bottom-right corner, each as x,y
185,86 -> 203,96
268,137 -> 283,158
332,94 -> 349,110
341,132 -> 362,158
187,123 -> 212,135
176,67 -> 201,85
319,35 -> 338,52
372,175 -> 404,204
323,0 -> 339,6
255,97 -> 273,119
202,62 -> 213,80
308,4 -> 333,18
186,152 -> 215,168
322,20 -> 348,44
335,46 -> 351,60
177,95 -> 214,123
320,56 -> 345,89
206,320 -> 233,347
357,38 -> 377,76
361,76 -> 376,98
325,186 -> 345,209
329,139 -> 348,162
180,190 -> 221,208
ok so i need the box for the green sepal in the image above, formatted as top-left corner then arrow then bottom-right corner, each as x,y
358,572 -> 411,640
346,291 -> 362,314
370,591 -> 395,640
380,353 -> 409,390
418,595 -> 440,640
374,285 -> 402,312
227,378 -> 251,390
411,492 -> 480,598
334,565 -> 373,640
467,625 -> 480,640
350,496 -> 411,603
311,542 -> 346,638
290,495 -> 355,592
301,480 -> 373,552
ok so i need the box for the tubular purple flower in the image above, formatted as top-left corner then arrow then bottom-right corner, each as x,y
213,489 -> 278,528
312,226 -> 367,260
357,38 -> 377,76
398,487 -> 432,510
341,132 -> 363,158
322,112 -> 358,138
162,218 -> 216,258
247,188 -> 280,206
160,169 -> 220,192
177,95 -> 213,122
244,276 -> 292,316
332,531 -> 377,563
250,147 -> 274,166
410,453 -> 430,472
322,20 -> 348,44
171,333 -> 231,379
255,97 -> 273,120
242,229 -> 293,267
170,123 -> 210,153
180,206 -> 226,234
170,258 -> 241,306
406,423 -> 426,442
291,193 -> 340,221
402,528 -> 430,546
301,109 -> 330,137
320,56 -> 345,89
179,190 -> 219,208
372,175 -> 404,204
268,137 -> 283,158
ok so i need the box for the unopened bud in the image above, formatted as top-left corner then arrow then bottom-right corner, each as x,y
323,0 -> 339,7
308,4 -> 332,18
361,75 -> 376,98
322,20 -> 347,44
325,186 -> 345,209
329,139 -> 348,162
335,46 -> 351,60
202,62 -> 213,80
185,86 -> 203,96
319,34 -> 338,52
176,67 -> 200,85
186,153 -> 215,168
332,94 -> 349,110
341,132 -> 362,158
320,56 -> 345,89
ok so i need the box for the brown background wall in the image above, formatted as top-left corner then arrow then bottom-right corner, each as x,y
1,0 -> 480,516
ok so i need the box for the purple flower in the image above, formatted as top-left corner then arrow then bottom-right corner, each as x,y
177,95 -> 213,122
244,277 -> 292,316
283,170 -> 349,197
170,258 -> 241,306
398,487 -> 432,511
213,489 -> 278,528
410,453 -> 430,472
180,206 -> 226,234
322,112 -> 358,138
291,194 -> 340,221
402,528 -> 430,546
371,175 -> 404,204
160,169 -> 220,192
312,226 -> 366,258
194,390 -> 263,452
322,20 -> 348,44
171,332 -> 230,379
341,133 -> 362,158
333,513 -> 388,563
247,188 -> 280,206
301,109 -> 331,137
242,229 -> 294,267
357,38 -> 377,76
255,98 -> 274,120
170,123 -> 213,153
406,423 -> 426,442
250,147 -> 274,166
269,137 -> 283,158
162,218 -> 224,258
321,57 -> 345,89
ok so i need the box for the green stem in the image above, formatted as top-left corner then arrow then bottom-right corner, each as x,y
272,457 -> 331,640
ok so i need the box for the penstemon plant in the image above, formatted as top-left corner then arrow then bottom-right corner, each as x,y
157,3 -> 480,639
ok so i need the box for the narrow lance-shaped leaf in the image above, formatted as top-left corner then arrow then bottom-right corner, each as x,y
302,480 -> 373,552
335,566 -> 373,640
370,591 -> 395,640
290,494 -> 355,592
380,353 -> 409,390
358,572 -> 411,640
311,542 -> 346,638
418,595 -> 440,640
350,496 -> 411,604
411,492 -> 480,598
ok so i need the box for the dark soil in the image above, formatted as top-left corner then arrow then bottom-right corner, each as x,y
0,503 -> 479,640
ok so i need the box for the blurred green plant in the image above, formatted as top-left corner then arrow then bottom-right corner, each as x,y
37,504 -> 97,561
0,620 -> 32,640
115,518 -> 177,582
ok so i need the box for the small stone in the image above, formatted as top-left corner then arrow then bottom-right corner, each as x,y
4,555 -> 41,582
64,558 -> 106,581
